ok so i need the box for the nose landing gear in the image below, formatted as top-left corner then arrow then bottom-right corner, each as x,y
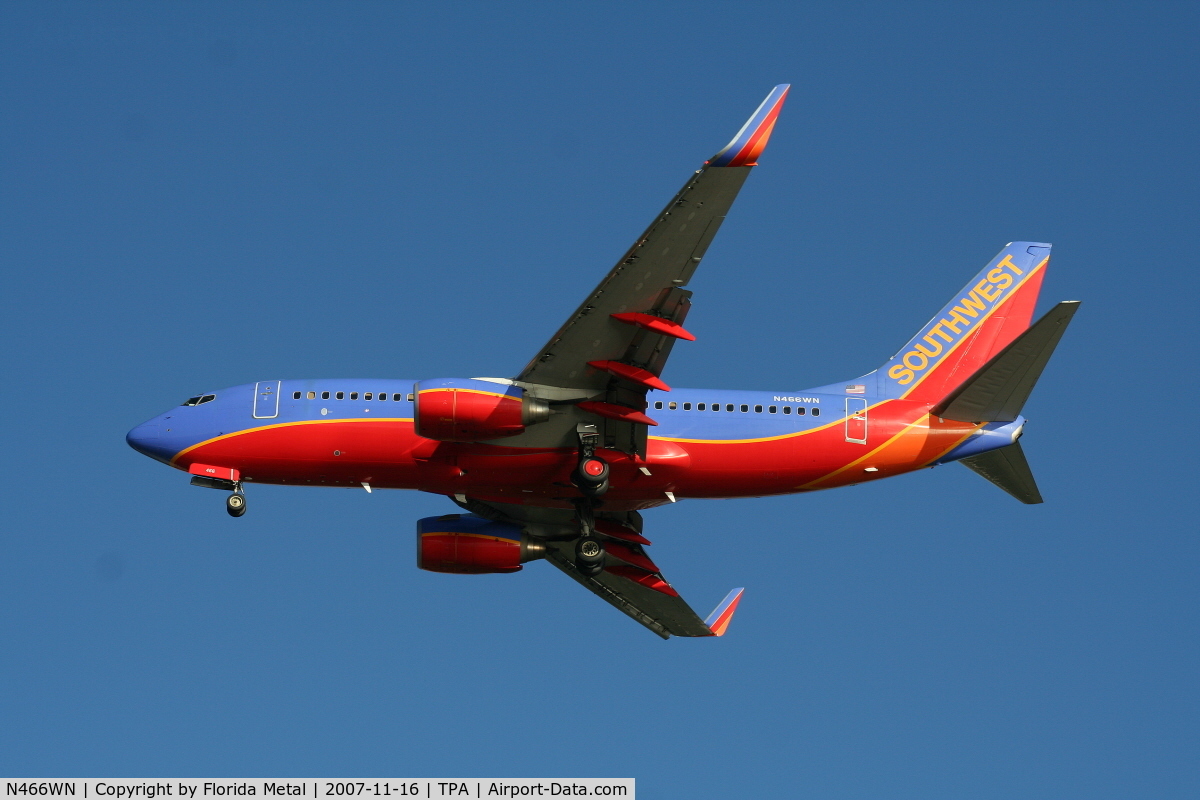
189,471 -> 248,517
226,487 -> 247,517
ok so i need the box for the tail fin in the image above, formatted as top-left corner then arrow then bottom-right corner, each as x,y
880,242 -> 1051,403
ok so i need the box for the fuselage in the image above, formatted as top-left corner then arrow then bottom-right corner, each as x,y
126,378 -> 1025,511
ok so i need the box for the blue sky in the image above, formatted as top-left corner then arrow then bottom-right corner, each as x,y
2,2 -> 1197,796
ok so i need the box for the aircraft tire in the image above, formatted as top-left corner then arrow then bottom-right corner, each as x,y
572,457 -> 610,497
226,493 -> 247,517
575,537 -> 605,577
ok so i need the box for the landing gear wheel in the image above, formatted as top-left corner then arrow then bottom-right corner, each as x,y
572,456 -> 610,497
575,536 -> 605,577
226,493 -> 247,517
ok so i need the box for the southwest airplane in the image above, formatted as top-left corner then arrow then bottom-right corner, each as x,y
127,85 -> 1079,638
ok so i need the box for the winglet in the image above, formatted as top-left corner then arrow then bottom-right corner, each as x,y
704,587 -> 745,636
708,85 -> 790,167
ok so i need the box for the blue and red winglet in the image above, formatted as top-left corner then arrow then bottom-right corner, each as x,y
704,587 -> 745,636
708,84 -> 790,167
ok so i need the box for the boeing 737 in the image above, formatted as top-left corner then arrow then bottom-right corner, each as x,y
127,85 -> 1079,638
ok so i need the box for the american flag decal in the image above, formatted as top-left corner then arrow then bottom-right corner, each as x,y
845,385 -> 866,394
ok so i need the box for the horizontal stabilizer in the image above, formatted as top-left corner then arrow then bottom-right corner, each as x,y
934,301 -> 1080,422
959,442 -> 1043,504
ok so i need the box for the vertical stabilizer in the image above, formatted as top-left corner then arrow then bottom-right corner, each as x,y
880,243 -> 1050,403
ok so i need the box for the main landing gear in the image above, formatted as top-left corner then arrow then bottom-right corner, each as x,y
226,487 -> 247,517
573,500 -> 605,577
572,424 -> 609,577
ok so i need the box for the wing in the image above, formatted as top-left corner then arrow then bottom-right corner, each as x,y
511,85 -> 790,454
454,496 -> 744,639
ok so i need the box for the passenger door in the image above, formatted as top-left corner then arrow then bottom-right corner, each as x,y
845,397 -> 867,444
253,381 -> 281,419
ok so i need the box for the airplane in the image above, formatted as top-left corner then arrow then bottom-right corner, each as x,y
126,84 -> 1079,639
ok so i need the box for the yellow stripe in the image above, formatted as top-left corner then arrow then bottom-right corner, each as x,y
170,417 -> 414,466
899,257 -> 1047,399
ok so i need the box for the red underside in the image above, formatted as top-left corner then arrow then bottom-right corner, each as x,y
172,398 -> 979,512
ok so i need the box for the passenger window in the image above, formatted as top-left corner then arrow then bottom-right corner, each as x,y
712,403 -> 719,411
322,391 -> 330,400
740,404 -> 748,412
668,402 -> 677,410
393,393 -> 402,401
812,407 -> 820,416
654,401 -> 663,409
683,403 -> 692,410
350,392 -> 359,400
292,392 -> 301,400
336,391 -> 344,400
754,405 -> 763,413
307,391 -> 316,400
769,406 -> 777,413
797,407 -> 806,415
407,393 -> 415,401
783,406 -> 791,414
365,392 -> 373,400
697,403 -> 705,411
726,404 -> 734,412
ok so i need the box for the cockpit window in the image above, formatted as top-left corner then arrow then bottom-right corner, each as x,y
182,394 -> 216,406
182,396 -> 202,406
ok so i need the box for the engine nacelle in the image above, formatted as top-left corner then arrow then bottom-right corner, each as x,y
413,378 -> 550,442
417,514 -> 545,574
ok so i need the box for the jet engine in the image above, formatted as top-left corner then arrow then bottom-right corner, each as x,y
416,514 -> 546,574
413,378 -> 550,442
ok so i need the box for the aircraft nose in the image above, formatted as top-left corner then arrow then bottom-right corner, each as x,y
127,418 -> 175,463
126,420 -> 160,456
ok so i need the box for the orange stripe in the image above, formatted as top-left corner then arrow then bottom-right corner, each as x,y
800,415 -> 980,489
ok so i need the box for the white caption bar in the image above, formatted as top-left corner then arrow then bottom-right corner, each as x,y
2,781 -> 634,800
